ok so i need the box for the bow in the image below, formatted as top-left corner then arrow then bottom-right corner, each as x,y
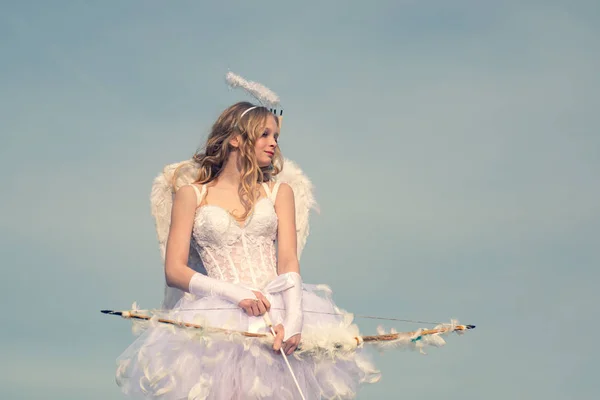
101,308 -> 475,355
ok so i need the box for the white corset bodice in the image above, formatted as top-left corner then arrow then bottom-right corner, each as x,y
189,184 -> 280,290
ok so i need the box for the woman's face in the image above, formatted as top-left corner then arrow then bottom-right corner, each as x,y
254,114 -> 279,168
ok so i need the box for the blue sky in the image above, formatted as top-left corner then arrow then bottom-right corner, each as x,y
1,1 -> 599,399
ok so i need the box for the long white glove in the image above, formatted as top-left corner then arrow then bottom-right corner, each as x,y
281,272 -> 304,341
188,272 -> 256,305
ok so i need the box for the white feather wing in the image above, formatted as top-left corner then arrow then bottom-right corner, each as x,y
274,159 -> 319,260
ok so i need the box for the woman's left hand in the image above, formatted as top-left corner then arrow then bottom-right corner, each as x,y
272,325 -> 301,355
283,333 -> 301,355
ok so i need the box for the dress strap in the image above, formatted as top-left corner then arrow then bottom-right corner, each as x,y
261,182 -> 272,198
186,184 -> 206,208
262,181 -> 281,202
271,181 -> 281,202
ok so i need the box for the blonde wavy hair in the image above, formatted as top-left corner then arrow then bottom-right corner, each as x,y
180,101 -> 283,221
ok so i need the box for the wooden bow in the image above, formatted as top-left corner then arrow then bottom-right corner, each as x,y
101,309 -> 475,350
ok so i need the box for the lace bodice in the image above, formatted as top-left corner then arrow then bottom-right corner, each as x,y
188,183 -> 280,290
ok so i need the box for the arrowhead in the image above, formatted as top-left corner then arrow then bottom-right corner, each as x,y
100,310 -> 122,316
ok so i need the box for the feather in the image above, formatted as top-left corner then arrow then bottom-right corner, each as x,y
274,159 -> 319,260
226,71 -> 280,108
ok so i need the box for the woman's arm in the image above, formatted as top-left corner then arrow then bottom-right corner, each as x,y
274,183 -> 299,274
164,185 -> 198,291
273,182 -> 303,354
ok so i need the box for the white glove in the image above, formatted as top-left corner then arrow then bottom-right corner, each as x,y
281,272 -> 303,341
189,273 -> 256,305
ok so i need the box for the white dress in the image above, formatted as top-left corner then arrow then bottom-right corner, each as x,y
115,182 -> 380,399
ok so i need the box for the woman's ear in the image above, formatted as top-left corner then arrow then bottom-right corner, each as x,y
229,135 -> 241,148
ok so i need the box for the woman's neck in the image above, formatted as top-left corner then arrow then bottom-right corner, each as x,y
217,151 -> 243,187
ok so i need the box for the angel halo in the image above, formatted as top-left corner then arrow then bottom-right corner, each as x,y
225,71 -> 284,125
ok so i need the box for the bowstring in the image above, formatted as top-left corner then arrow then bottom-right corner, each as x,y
130,307 -> 445,326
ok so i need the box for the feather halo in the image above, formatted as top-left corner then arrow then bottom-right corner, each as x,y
226,71 -> 280,108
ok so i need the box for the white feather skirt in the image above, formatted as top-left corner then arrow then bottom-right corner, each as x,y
115,284 -> 381,399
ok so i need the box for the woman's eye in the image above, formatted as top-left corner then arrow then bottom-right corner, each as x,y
262,131 -> 268,137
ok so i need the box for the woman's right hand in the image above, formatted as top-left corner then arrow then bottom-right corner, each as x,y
238,291 -> 271,317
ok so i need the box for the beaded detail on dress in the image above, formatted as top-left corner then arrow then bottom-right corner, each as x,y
190,183 -> 280,290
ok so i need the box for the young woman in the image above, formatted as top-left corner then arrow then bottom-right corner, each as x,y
115,101 -> 380,399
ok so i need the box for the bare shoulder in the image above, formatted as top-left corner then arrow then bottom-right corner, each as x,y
276,182 -> 293,195
174,184 -> 202,208
175,184 -> 197,197
275,182 -> 294,205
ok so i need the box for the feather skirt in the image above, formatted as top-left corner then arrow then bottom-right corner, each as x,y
115,284 -> 380,399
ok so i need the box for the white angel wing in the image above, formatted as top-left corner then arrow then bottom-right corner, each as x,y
150,158 -> 318,308
273,159 -> 319,260
150,159 -> 204,309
